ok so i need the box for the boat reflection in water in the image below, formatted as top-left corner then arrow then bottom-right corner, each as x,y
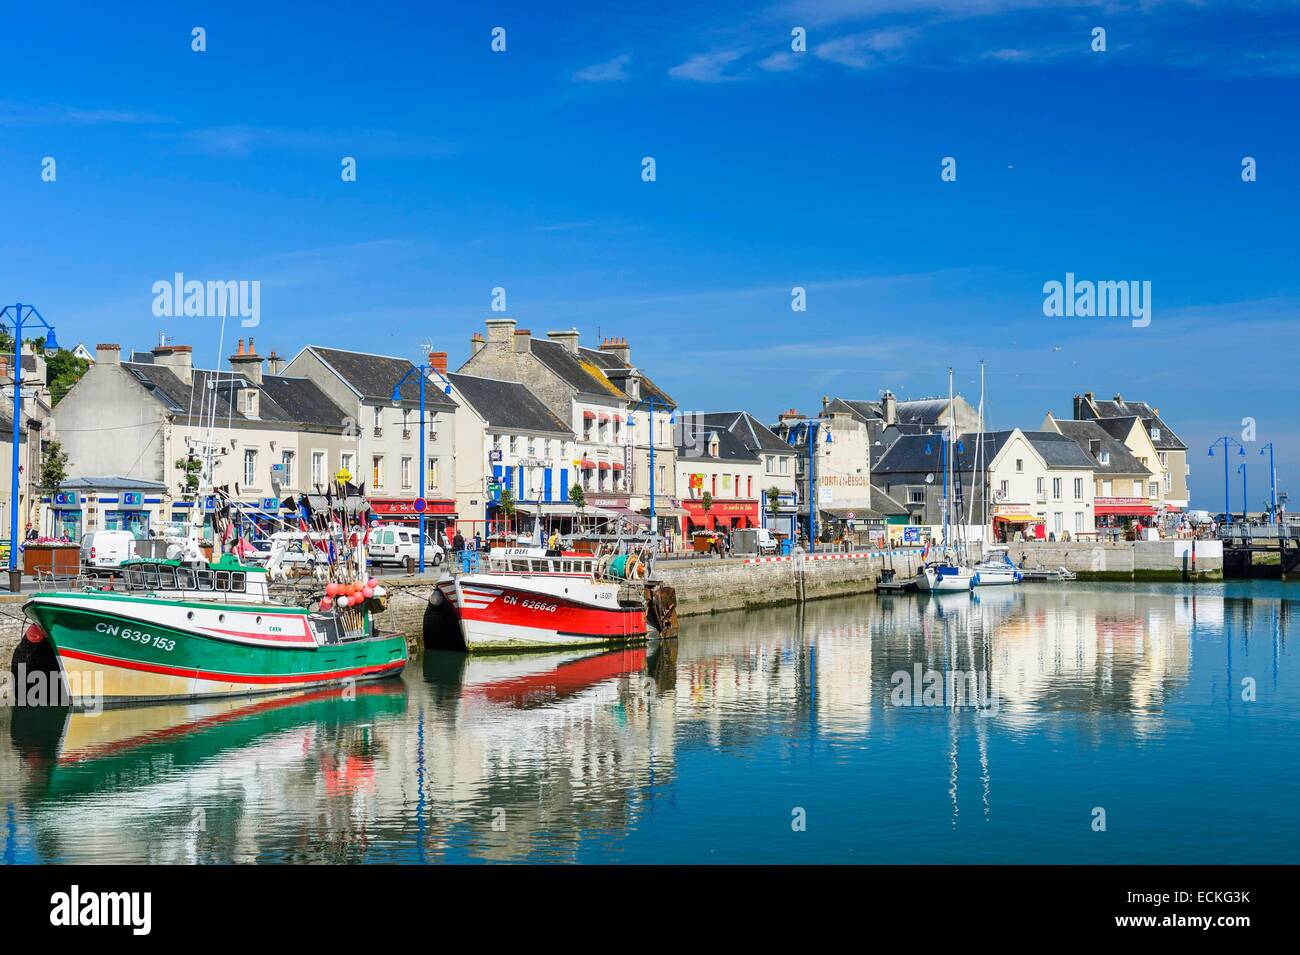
1,583 -> 1294,863
8,683 -> 408,863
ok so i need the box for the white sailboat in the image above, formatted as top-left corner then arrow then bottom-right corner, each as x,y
969,362 -> 1022,586
916,367 -> 977,593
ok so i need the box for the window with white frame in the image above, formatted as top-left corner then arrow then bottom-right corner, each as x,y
341,452 -> 354,477
282,450 -> 295,487
311,450 -> 325,487
373,406 -> 383,431
400,456 -> 412,490
427,457 -> 438,489
1075,512 -> 1085,533
243,448 -> 257,486
1073,477 -> 1083,500
372,455 -> 384,489
1052,478 -> 1062,500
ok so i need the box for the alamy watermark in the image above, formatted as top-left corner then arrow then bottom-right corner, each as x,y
152,273 -> 261,327
1042,272 -> 1151,328
889,665 -> 999,716
1,664 -> 103,714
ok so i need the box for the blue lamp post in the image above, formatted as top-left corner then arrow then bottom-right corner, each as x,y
626,396 -> 673,544
391,361 -> 452,574
0,304 -> 58,590
1208,437 -> 1246,525
1260,443 -> 1277,524
1237,461 -> 1248,522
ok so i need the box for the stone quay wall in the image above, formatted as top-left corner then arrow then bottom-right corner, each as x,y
1002,539 -> 1223,581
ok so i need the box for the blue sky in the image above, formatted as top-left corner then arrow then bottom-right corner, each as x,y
2,1 -> 1298,508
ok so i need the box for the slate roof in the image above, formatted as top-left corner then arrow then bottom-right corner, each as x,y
1023,431 -> 1098,469
123,362 -> 351,430
1080,394 -> 1186,450
874,429 -> 1095,475
530,338 -> 625,400
580,346 -> 676,409
304,346 -> 457,409
447,373 -> 573,436
869,483 -> 910,516
702,411 -> 794,455
1091,415 -> 1143,444
676,418 -> 760,462
1051,419 -> 1150,475
827,396 -> 966,427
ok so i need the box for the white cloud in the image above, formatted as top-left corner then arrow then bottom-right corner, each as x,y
814,27 -> 915,68
759,51 -> 801,72
574,53 -> 632,82
668,49 -> 746,82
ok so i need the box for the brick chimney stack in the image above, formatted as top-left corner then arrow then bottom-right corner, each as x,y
470,332 -> 485,356
266,350 -> 286,376
599,336 -> 630,365
229,336 -> 263,385
152,342 -> 194,385
429,351 -> 448,375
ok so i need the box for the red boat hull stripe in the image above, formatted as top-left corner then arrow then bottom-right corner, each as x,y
57,647 -> 405,685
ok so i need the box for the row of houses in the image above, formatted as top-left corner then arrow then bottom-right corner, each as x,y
26,317 -> 1190,548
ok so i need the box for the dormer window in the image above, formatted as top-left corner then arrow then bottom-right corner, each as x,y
1150,427 -> 1161,441
1099,451 -> 1110,465
708,432 -> 720,458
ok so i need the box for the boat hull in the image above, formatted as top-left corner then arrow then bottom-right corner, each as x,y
23,592 -> 407,706
430,574 -> 649,652
972,566 -> 1022,586
916,565 -> 977,592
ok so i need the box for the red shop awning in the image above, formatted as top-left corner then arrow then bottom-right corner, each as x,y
580,458 -> 597,469
1096,504 -> 1158,516
611,462 -> 625,471
598,461 -> 611,470
582,410 -> 596,420
598,413 -> 610,422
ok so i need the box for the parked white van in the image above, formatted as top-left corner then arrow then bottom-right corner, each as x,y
368,524 -> 445,567
80,530 -> 136,572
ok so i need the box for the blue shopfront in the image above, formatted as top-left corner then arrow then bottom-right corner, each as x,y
48,478 -> 169,539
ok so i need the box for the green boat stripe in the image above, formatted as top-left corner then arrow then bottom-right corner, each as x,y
30,592 -> 310,615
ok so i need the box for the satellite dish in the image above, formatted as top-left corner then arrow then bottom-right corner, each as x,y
925,474 -> 935,484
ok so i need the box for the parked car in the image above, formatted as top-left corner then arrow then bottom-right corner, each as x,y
369,524 -> 445,567
80,530 -> 136,572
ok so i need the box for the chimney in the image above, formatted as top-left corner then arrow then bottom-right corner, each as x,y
599,336 -> 630,365
881,390 -> 897,426
266,350 -> 286,376
821,395 -> 829,411
778,408 -> 802,423
96,343 -> 121,365
429,351 -> 448,375
1112,393 -> 1123,405
485,318 -> 516,348
152,343 -> 194,385
1073,393 -> 1086,419
513,328 -> 532,354
547,328 -> 581,355
470,332 -> 485,356
229,336 -> 263,385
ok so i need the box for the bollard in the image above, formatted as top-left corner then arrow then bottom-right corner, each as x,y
405,555 -> 415,575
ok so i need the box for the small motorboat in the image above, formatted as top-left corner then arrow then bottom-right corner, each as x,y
972,546 -> 1023,586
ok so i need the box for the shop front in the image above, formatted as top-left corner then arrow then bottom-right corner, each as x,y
763,491 -> 798,540
1094,497 -> 1159,538
47,480 -> 170,540
369,496 -> 459,542
992,506 -> 1045,542
681,498 -> 760,536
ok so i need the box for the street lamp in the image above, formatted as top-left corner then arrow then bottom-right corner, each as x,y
1237,461 -> 1248,522
391,362 -> 452,574
0,303 -> 58,590
1260,443 -> 1278,524
626,396 -> 673,547
1207,437 -> 1246,525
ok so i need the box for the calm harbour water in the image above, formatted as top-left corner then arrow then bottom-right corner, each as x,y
2,581 -> 1297,864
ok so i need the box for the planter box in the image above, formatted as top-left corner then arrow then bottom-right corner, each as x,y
23,544 -> 81,576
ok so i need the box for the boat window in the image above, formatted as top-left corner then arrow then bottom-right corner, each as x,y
215,571 -> 230,590
230,572 -> 246,592
195,569 -> 215,591
177,567 -> 196,589
142,565 -> 160,588
157,566 -> 178,589
124,569 -> 145,591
